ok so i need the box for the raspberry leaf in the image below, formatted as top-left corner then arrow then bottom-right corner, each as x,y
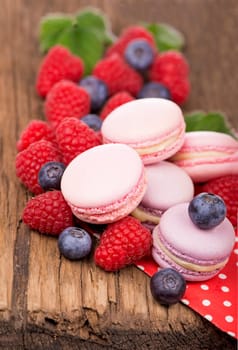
39,8 -> 114,75
185,111 -> 237,138
39,15 -> 72,52
145,23 -> 185,52
75,8 -> 114,45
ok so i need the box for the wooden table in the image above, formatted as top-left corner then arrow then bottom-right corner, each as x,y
1,0 -> 237,349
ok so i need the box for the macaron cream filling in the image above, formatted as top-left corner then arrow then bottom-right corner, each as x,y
171,150 -> 235,162
131,206 -> 162,224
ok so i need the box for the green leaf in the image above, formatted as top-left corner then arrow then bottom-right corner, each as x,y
185,111 -> 237,138
39,15 -> 72,52
145,23 -> 185,52
38,8 -> 115,75
76,8 -> 107,33
76,8 -> 115,46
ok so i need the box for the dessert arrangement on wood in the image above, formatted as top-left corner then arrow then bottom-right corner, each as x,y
13,6 -> 238,346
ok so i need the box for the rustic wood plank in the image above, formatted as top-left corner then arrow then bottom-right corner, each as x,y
0,0 -> 237,349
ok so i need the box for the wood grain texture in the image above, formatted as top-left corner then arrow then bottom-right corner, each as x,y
0,0 -> 237,349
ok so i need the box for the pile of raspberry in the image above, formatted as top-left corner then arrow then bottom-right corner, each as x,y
15,25 -> 237,272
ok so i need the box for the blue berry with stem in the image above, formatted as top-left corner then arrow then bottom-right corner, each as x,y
79,76 -> 108,111
81,114 -> 102,131
38,161 -> 66,190
58,227 -> 92,260
150,268 -> 186,305
124,39 -> 155,71
137,82 -> 171,100
188,192 -> 226,230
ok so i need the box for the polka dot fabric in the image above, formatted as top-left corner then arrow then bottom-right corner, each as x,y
135,230 -> 238,339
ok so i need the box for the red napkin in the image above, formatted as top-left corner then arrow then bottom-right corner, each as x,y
135,228 -> 238,338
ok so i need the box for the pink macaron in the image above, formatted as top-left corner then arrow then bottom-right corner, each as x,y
170,131 -> 238,182
132,161 -> 194,230
101,98 -> 186,164
61,143 -> 147,224
152,202 -> 235,281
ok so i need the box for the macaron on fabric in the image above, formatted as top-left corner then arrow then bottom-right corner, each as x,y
132,161 -> 194,229
170,131 -> 238,182
101,98 -> 186,164
61,144 -> 147,224
152,202 -> 235,281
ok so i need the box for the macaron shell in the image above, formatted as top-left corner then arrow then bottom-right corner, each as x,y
176,160 -> 238,182
156,203 -> 235,262
170,131 -> 238,182
70,170 -> 147,224
141,161 -> 194,210
101,98 -> 185,163
61,143 -> 145,208
101,98 -> 184,145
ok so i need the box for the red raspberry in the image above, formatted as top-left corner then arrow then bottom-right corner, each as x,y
106,26 -> 156,57
17,120 -> 56,152
93,53 -> 143,96
100,91 -> 134,120
16,140 -> 61,194
22,190 -> 73,235
36,45 -> 84,97
201,175 -> 238,227
149,51 -> 190,104
45,80 -> 90,129
150,51 -> 189,79
160,75 -> 190,105
94,216 -> 152,271
55,117 -> 101,164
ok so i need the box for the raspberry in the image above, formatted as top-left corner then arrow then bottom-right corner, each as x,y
149,51 -> 190,104
17,120 -> 56,152
100,91 -> 134,120
36,45 -> 84,97
93,53 -> 143,96
94,216 -> 152,271
16,140 -> 61,194
55,117 -> 101,164
106,26 -> 156,57
22,190 -> 73,235
201,175 -> 238,227
45,80 -> 90,128
159,75 -> 190,105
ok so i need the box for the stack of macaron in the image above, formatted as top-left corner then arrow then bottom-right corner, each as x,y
60,98 -> 238,280
61,98 -> 188,224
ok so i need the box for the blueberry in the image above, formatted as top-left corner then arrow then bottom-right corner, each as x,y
150,268 -> 186,305
124,39 -> 155,71
81,114 -> 102,131
188,192 -> 226,230
38,161 -> 66,190
79,76 -> 108,111
58,227 -> 92,260
137,82 -> 171,100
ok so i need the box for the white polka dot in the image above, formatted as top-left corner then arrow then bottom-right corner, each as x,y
221,286 -> 230,292
200,284 -> 209,290
236,262 -> 238,267
227,331 -> 235,337
202,299 -> 211,306
225,315 -> 234,323
218,273 -> 227,279
137,265 -> 144,271
234,249 -> 238,255
223,300 -> 232,307
181,299 -> 190,305
204,315 -> 213,321
235,237 -> 238,242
